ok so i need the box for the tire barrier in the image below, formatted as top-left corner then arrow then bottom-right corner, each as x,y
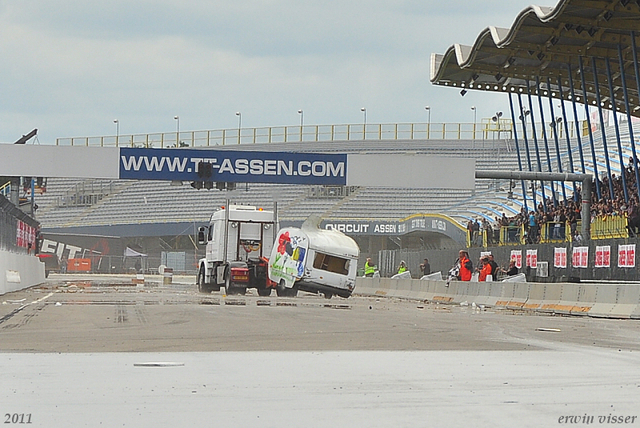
354,277 -> 640,320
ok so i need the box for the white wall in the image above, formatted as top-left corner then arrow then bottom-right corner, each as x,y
0,250 -> 46,295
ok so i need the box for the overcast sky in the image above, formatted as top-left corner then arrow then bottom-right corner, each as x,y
0,0 -> 540,144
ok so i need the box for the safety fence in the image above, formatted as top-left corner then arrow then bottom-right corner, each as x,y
354,277 -> 640,319
54,120 -> 586,147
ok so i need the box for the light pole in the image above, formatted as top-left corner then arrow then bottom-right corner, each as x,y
361,107 -> 367,139
298,109 -> 304,141
174,115 -> 180,145
425,106 -> 431,138
470,106 -> 476,139
236,112 -> 242,144
492,111 -> 503,139
114,119 -> 119,145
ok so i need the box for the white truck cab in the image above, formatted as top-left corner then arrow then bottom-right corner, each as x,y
197,204 -> 276,296
268,215 -> 360,298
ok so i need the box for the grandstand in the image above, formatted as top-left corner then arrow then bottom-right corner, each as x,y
35,120 -> 635,233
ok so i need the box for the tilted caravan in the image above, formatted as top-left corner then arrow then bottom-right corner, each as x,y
268,215 -> 360,298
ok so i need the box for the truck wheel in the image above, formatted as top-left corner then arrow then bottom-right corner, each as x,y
225,272 -> 246,296
257,287 -> 271,297
224,273 -> 235,295
197,267 -> 208,293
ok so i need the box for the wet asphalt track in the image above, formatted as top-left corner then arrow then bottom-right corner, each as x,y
1,274 -> 640,427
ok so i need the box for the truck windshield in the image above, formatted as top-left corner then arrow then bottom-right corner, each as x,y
313,253 -> 349,275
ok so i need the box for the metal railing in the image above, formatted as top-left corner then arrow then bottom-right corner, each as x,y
54,120 -> 587,148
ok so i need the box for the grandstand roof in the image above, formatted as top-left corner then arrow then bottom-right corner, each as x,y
431,0 -> 640,115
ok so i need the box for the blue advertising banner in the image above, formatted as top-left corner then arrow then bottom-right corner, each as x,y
119,148 -> 347,185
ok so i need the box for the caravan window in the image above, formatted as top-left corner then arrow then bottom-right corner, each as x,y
313,253 -> 349,275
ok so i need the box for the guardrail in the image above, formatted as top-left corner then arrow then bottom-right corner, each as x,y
54,119 -> 585,147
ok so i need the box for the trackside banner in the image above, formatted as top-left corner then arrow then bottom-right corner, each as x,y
119,148 -> 347,185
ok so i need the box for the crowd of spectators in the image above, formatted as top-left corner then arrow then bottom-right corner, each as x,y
468,157 -> 640,246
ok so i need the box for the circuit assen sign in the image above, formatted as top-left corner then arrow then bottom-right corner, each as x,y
119,148 -> 347,185
281,215 -> 468,244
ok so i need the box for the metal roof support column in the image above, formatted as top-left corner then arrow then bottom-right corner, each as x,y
591,57 -> 616,200
567,64 -> 587,175
619,41 -> 640,201
508,92 -> 529,212
581,177 -> 592,241
557,76 -> 579,200
534,77 -> 558,205
517,92 -> 538,208
546,77 -> 568,203
605,57 -> 629,203
526,82 -> 548,209
578,56 -> 601,199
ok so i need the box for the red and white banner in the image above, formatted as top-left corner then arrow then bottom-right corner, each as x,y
618,244 -> 636,268
526,249 -> 538,268
554,247 -> 567,268
572,246 -> 589,268
510,250 -> 522,269
16,220 -> 36,250
595,245 -> 611,268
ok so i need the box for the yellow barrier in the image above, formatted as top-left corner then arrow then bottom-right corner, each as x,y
591,215 -> 628,240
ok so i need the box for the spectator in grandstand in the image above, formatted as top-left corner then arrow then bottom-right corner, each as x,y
473,219 -> 480,245
420,258 -> 431,276
482,218 -> 492,244
627,200 -> 640,238
528,210 -> 538,244
364,258 -> 376,277
572,229 -> 583,243
492,216 -> 501,243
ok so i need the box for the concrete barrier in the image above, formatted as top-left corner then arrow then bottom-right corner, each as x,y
554,283 -> 591,316
473,282 -> 493,306
507,282 -> 530,310
494,282 -> 515,309
410,280 -> 429,301
460,282 -> 481,305
353,276 -> 640,320
485,282 -> 505,307
1,250 -> 46,296
539,283 -> 563,313
612,284 -> 640,319
589,284 -> 618,318
432,281 -> 455,304
523,283 -> 545,310
424,280 -> 438,301
571,284 -> 596,316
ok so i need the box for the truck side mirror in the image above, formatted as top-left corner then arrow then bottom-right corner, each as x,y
197,226 -> 207,245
